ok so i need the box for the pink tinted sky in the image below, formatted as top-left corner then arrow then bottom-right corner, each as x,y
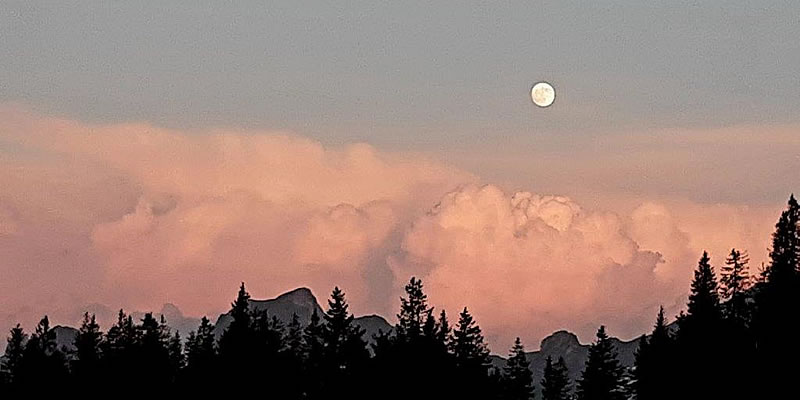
1,105 -> 794,351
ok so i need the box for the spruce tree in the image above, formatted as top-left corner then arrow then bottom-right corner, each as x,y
717,248 -> 757,399
436,309 -> 451,349
138,312 -> 172,383
285,313 -> 304,358
168,331 -> 184,380
452,307 -> 492,397
396,277 -> 430,340
304,309 -> 325,366
251,311 -> 288,395
753,194 -> 800,396
764,194 -> 800,284
184,316 -> 216,385
72,312 -> 103,382
502,337 -> 534,400
422,309 -> 438,338
370,278 -> 456,399
452,307 -> 490,368
677,252 -> 726,398
18,316 -> 69,386
321,287 -> 368,374
2,324 -> 27,386
220,282 -> 252,348
685,251 -> 722,325
720,248 -> 751,324
541,356 -> 571,400
303,309 -> 326,399
576,326 -> 625,400
251,311 -> 285,360
102,309 -> 138,383
634,307 -> 674,400
217,282 -> 257,384
317,287 -> 369,398
283,313 -> 305,400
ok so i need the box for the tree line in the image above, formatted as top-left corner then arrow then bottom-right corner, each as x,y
2,195 -> 799,398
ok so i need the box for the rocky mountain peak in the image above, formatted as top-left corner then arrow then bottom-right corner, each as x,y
540,330 -> 581,353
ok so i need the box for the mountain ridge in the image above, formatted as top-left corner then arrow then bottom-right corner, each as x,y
40,286 -> 660,395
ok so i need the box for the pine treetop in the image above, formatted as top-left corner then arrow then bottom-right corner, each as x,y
577,326 -> 625,400
651,306 -> 671,345
397,277 -> 431,339
542,355 -> 571,400
452,307 -> 490,367
503,337 -> 534,400
230,282 -> 251,322
765,195 -> 800,285
721,248 -> 751,300
436,309 -> 451,348
686,251 -> 722,323
2,324 -> 27,377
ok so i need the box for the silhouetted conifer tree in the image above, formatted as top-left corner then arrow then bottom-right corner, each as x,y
501,337 -> 534,400
453,307 -> 490,368
720,248 -> 751,324
676,252 -> 727,398
138,313 -> 172,384
252,311 -> 285,357
168,331 -> 184,379
17,316 -> 69,387
633,307 -> 674,400
753,194 -> 800,396
184,316 -> 217,386
2,324 -> 27,386
281,313 -> 305,399
576,326 -> 625,400
285,313 -> 304,357
72,312 -> 103,383
303,309 -> 326,399
218,283 -> 253,355
102,309 -> 138,383
717,248 -> 758,399
452,307 -> 493,397
217,282 -> 259,389
685,251 -> 723,325
252,312 -> 288,395
320,287 -> 369,397
436,309 -> 451,348
541,356 -> 571,400
763,194 -> 800,285
370,277 -> 453,399
396,277 -> 430,340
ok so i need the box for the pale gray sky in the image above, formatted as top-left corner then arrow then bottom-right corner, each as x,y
2,0 -> 799,204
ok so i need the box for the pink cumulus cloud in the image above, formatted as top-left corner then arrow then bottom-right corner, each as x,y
0,106 -> 780,350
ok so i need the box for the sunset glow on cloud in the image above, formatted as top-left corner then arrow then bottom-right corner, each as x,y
0,106 -> 782,350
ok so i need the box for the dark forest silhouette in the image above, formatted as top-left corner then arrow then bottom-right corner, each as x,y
2,195 -> 799,399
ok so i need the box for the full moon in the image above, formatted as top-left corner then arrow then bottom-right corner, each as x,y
531,81 -> 556,108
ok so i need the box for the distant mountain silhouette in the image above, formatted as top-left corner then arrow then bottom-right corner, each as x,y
131,303 -> 201,339
52,325 -> 79,354
43,286 -> 671,385
489,323 -> 678,397
212,287 -> 393,346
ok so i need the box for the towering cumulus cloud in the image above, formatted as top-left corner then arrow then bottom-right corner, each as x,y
0,106 -> 777,350
394,185 -> 677,346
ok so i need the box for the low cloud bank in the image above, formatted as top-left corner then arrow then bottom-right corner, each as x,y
0,107 -> 777,350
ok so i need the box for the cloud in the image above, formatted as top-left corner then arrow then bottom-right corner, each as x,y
391,185 -> 777,347
392,185 -> 670,346
0,106 -> 781,351
0,105 -> 473,334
